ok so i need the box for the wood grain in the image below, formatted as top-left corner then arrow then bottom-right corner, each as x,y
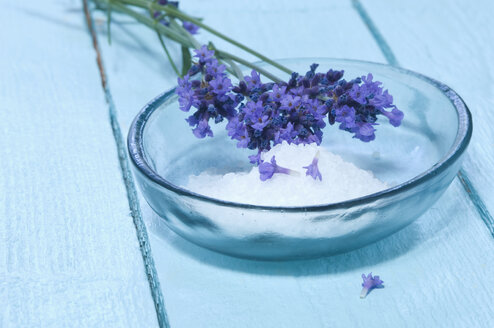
0,0 -> 158,326
359,0 -> 494,233
91,0 -> 494,327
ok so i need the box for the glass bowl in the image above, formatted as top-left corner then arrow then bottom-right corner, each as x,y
128,58 -> 472,260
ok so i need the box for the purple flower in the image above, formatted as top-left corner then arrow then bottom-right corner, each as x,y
243,100 -> 264,122
353,122 -> 376,142
175,62 -> 404,171
248,151 -> 262,165
360,273 -> 384,299
380,106 -> 404,127
361,73 -> 382,94
193,119 -> 213,138
280,95 -> 301,111
183,21 -> 199,35
289,85 -> 305,96
176,74 -> 191,93
226,117 -> 250,148
258,156 -> 298,181
244,70 -> 262,89
176,75 -> 198,112
158,0 -> 178,6
271,84 -> 287,102
274,122 -> 297,145
303,151 -> 322,181
325,69 -> 344,83
370,90 -> 393,108
251,114 -> 270,131
205,59 -> 226,78
185,114 -> 198,127
177,89 -> 195,112
209,77 -> 232,95
194,45 -> 215,64
349,84 -> 367,105
334,105 -> 356,128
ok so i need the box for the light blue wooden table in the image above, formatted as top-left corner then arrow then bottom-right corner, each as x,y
1,0 -> 493,327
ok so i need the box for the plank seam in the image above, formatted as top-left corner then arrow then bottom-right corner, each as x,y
351,0 -> 398,66
82,1 -> 171,327
457,169 -> 494,237
351,0 -> 494,238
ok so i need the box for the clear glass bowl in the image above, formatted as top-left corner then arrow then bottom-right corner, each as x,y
128,58 -> 472,260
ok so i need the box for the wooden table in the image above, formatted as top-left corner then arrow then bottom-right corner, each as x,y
1,0 -> 493,326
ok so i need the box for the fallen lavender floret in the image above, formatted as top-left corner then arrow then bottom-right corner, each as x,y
360,273 -> 384,299
303,151 -> 322,181
176,45 -> 404,181
258,156 -> 299,181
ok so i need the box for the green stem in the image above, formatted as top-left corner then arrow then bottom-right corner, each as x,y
118,0 -> 293,75
224,58 -> 244,82
216,49 -> 282,82
156,32 -> 180,75
167,17 -> 280,81
168,18 -> 200,48
94,0 -> 285,81
148,2 -> 180,75
167,21 -> 239,78
104,1 -> 195,47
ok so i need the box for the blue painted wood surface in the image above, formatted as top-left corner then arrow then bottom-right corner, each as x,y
0,0 -> 158,326
1,0 -> 494,327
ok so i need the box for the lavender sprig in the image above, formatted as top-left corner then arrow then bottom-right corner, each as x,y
94,0 -> 405,182
176,47 -> 404,181
94,0 -> 292,79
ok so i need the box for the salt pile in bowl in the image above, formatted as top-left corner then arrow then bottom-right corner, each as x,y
185,142 -> 388,206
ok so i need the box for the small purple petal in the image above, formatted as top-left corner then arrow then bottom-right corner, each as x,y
360,273 -> 384,299
209,77 -> 232,95
193,45 -> 215,63
192,120 -> 213,139
258,156 -> 298,181
303,151 -> 322,180
380,106 -> 404,127
249,152 -> 262,165
183,21 -> 199,35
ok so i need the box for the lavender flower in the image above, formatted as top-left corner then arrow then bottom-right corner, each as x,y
244,70 -> 262,90
360,273 -> 384,299
209,77 -> 232,95
334,105 -> 356,129
158,0 -> 178,6
303,151 -> 322,181
175,46 -> 242,140
380,106 -> 404,127
194,45 -> 215,64
152,1 -> 179,27
183,21 -> 199,34
175,47 -> 404,181
193,119 -> 213,138
258,156 -> 299,181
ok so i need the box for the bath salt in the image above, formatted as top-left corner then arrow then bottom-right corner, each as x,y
185,142 -> 388,206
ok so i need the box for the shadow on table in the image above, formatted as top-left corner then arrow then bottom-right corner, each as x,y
147,205 -> 446,277
22,6 -> 170,71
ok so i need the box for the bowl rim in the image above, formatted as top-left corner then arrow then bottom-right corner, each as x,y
128,58 -> 472,212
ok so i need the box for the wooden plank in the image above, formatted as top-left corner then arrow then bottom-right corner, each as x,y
93,0 -> 494,326
147,180 -> 494,328
358,0 -> 494,234
0,0 -> 158,326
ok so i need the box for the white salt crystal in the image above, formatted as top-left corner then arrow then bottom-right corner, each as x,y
185,142 -> 388,206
